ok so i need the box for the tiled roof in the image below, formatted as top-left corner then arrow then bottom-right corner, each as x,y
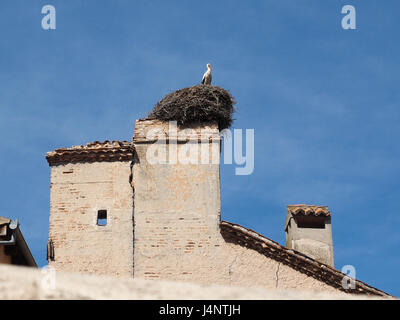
220,220 -> 391,297
287,204 -> 331,217
46,140 -> 134,166
0,217 -> 10,237
0,216 -> 10,226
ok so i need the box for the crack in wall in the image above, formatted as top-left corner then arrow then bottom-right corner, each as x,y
275,262 -> 281,288
228,256 -> 238,284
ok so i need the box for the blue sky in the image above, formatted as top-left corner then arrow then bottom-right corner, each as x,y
1,1 -> 399,296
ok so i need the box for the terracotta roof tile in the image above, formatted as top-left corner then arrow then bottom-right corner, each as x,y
46,140 -> 134,166
287,205 -> 331,217
220,220 -> 391,297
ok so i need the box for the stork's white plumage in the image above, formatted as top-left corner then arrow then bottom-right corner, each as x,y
201,63 -> 212,85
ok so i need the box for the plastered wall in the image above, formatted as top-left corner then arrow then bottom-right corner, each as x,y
48,161 -> 134,277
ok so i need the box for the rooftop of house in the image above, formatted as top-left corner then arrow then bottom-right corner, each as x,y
46,140 -> 134,166
0,217 -> 37,267
44,139 -> 392,298
220,221 -> 391,297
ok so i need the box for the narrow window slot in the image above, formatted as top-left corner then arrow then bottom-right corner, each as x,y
97,210 -> 107,226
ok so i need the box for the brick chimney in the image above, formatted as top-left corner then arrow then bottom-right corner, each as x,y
131,119 -> 224,281
285,205 -> 334,267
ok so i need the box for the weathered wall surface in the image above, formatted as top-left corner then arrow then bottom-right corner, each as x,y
132,119 -> 223,280
0,245 -> 11,264
48,161 -> 133,277
131,120 -> 343,294
216,242 -> 340,292
1,264 -> 383,300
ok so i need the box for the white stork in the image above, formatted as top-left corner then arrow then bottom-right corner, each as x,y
201,63 -> 212,85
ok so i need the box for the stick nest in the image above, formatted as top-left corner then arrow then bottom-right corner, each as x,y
147,85 -> 236,130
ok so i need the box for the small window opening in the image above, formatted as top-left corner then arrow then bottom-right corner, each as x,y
97,210 -> 107,226
296,216 -> 325,229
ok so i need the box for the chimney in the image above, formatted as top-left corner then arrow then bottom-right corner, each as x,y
131,119 -> 224,281
285,204 -> 334,267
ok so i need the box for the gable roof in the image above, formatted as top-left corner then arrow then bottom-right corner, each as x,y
46,140 -> 134,166
220,220 -> 391,297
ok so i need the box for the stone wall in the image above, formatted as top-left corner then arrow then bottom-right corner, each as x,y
48,161 -> 133,277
